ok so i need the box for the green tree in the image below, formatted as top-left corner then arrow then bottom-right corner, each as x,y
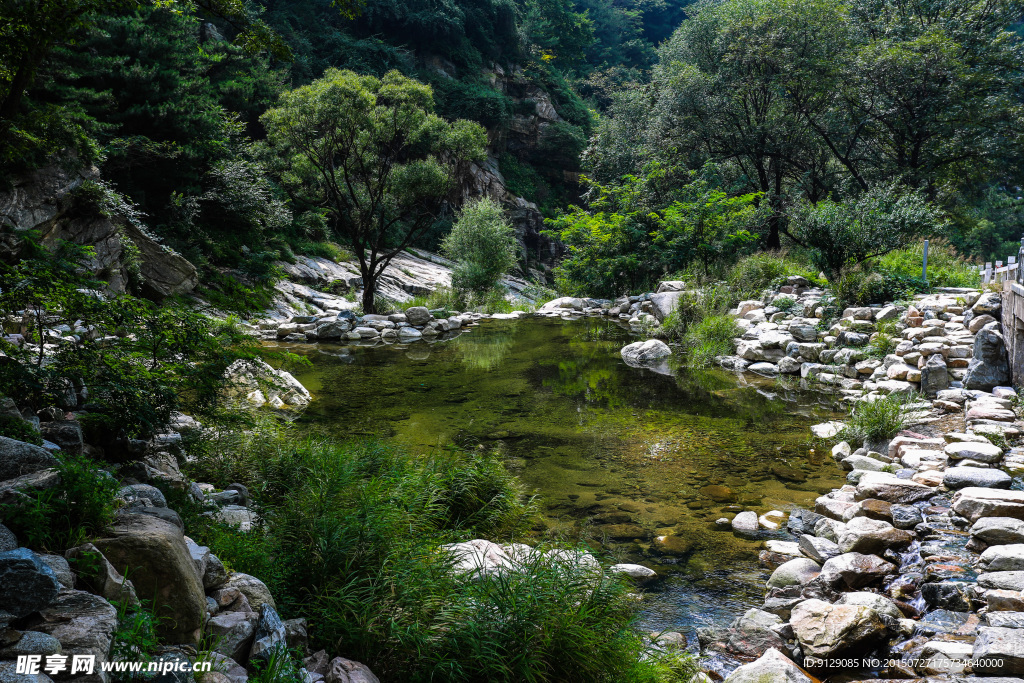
546,163 -> 763,296
441,197 -> 520,296
261,69 -> 487,313
788,186 -> 943,280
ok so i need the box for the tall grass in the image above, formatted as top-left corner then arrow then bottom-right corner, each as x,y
840,393 -> 919,443
683,315 -> 740,368
874,239 -> 979,288
182,429 -> 691,682
726,252 -> 821,301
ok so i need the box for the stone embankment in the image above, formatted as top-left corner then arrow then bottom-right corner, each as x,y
684,284 -> 1024,681
249,304 -> 528,348
0,411 -> 380,683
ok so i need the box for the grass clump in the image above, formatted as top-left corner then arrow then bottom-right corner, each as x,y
683,315 -> 740,368
1,454 -> 120,551
840,393 -> 919,443
182,429 -> 692,682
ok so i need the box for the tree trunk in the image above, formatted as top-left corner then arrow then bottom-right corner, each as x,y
361,272 -> 377,314
765,212 -> 782,250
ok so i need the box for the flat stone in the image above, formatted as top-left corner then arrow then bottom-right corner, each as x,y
944,466 -> 1011,490
979,571 -> 1024,591
945,441 -> 1004,463
987,612 -> 1024,628
837,516 -> 912,554
798,535 -> 841,563
972,517 -> 1024,545
953,488 -> 1024,523
981,544 -> 1024,572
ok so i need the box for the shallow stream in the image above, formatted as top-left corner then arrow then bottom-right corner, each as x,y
282,316 -> 846,643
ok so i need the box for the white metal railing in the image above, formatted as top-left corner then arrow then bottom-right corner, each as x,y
980,256 -> 1019,285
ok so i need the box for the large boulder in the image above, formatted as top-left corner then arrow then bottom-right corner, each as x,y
964,321 -> 1011,391
919,354 -> 949,396
973,627 -> 1024,675
650,291 -> 683,322
249,604 -> 287,663
91,513 -> 206,643
952,488 -> 1024,523
766,558 -> 820,589
38,421 -> 84,456
0,548 -> 62,618
819,552 -> 895,590
206,611 -> 257,664
404,306 -> 433,325
325,658 -> 380,683
971,517 -> 1024,545
789,598 -> 890,658
27,589 -> 118,683
722,648 -> 814,683
0,437 -> 59,481
620,340 -> 671,365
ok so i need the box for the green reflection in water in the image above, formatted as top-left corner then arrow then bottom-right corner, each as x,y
286,316 -> 844,634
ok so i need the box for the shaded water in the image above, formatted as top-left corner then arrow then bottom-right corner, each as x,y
283,316 -> 845,640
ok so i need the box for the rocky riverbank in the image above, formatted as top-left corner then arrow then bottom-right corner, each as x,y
0,415 -> 382,683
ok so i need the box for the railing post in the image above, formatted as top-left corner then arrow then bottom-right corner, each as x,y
1018,235 -> 1024,283
986,262 -> 993,284
922,239 -> 929,283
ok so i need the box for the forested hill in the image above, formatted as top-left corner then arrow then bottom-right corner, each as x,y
0,0 -> 692,298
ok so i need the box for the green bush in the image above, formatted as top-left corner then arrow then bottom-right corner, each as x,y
682,315 -> 739,368
833,270 -> 923,309
441,197 -> 520,296
661,285 -> 733,340
840,393 -> 919,443
1,455 -> 120,552
727,252 -> 819,302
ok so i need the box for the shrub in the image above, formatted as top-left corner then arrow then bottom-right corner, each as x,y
727,252 -> 818,302
773,296 -> 798,313
1,455 -> 120,551
0,415 -> 43,445
441,197 -> 520,296
840,393 -> 919,443
832,270 -> 923,309
682,315 -> 739,368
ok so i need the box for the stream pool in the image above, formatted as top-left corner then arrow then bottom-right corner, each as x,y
280,316 -> 845,645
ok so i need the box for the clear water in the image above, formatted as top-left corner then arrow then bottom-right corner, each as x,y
281,316 -> 845,641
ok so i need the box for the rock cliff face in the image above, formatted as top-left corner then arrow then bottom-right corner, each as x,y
0,163 -> 198,298
447,61 -> 570,277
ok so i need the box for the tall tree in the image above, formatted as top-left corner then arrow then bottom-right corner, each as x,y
261,69 -> 487,313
